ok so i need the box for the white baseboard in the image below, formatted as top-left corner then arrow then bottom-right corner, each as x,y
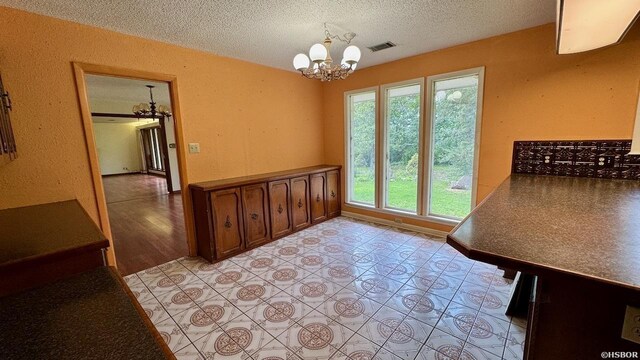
340,211 -> 448,239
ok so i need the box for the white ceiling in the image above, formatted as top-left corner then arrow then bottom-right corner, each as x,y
1,0 -> 556,70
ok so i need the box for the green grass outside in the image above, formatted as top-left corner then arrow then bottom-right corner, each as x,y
352,165 -> 471,219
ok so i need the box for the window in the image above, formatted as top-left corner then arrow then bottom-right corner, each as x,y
344,68 -> 483,224
345,89 -> 377,206
426,70 -> 482,220
381,81 -> 423,213
141,126 -> 165,173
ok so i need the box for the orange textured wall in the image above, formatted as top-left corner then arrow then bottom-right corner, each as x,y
322,23 -> 640,231
0,7 -> 324,221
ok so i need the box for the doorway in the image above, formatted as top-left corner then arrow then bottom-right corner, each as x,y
76,68 -> 191,276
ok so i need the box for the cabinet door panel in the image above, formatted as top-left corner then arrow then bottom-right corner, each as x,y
310,173 -> 327,223
210,188 -> 244,259
290,176 -> 310,231
327,170 -> 340,218
241,183 -> 271,248
268,180 -> 292,238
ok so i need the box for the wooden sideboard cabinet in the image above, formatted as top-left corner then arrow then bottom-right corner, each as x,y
290,176 -> 311,231
268,179 -> 293,239
211,188 -> 245,259
190,165 -> 341,262
310,172 -> 327,223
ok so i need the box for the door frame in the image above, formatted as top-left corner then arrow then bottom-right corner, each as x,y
73,62 -> 196,266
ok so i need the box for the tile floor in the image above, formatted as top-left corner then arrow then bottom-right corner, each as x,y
124,216 -> 526,360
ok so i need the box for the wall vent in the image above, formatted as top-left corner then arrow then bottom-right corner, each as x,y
367,42 -> 396,52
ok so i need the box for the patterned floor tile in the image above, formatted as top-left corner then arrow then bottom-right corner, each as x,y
336,334 -> 380,360
129,217 -> 523,360
174,343 -> 205,360
283,277 -> 344,308
219,314 -> 276,357
357,318 -> 396,346
194,326 -> 252,360
415,345 -> 454,360
139,297 -> 171,325
156,287 -> 198,316
155,317 -> 192,352
262,266 -> 313,288
250,338 -> 301,360
174,304 -> 223,342
425,328 -> 465,359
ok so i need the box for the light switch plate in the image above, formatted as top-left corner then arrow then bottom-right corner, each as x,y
188,143 -> 200,154
621,305 -> 640,344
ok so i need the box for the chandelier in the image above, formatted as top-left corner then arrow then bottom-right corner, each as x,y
132,85 -> 172,120
292,23 -> 362,82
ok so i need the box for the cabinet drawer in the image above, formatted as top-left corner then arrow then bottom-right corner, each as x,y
268,180 -> 292,239
327,170 -> 340,218
290,176 -> 310,231
241,183 -> 271,248
210,188 -> 245,259
310,172 -> 327,223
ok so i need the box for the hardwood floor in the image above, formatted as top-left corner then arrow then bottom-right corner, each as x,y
103,174 -> 188,276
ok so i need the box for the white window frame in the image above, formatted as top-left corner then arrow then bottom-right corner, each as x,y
344,86 -> 379,208
343,67 -> 484,226
380,78 -> 425,214
423,67 -> 484,223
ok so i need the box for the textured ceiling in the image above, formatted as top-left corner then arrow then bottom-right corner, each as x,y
1,0 -> 556,70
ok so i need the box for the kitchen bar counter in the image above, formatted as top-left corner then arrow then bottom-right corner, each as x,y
0,200 -> 109,296
0,266 -> 174,360
448,174 -> 640,291
448,174 -> 640,359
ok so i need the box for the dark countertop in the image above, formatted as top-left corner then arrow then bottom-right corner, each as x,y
447,174 -> 640,291
190,164 -> 341,191
0,200 -> 108,265
0,266 -> 173,360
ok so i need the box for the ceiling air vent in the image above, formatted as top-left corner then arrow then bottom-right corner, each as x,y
367,42 -> 396,52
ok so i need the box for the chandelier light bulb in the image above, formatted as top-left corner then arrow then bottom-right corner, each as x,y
293,53 -> 310,71
343,45 -> 361,64
309,43 -> 328,63
341,58 -> 357,70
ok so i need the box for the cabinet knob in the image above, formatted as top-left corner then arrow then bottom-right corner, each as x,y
250,213 -> 259,220
316,194 -> 321,202
224,215 -> 232,228
297,199 -> 303,208
277,204 -> 283,214
331,190 -> 336,198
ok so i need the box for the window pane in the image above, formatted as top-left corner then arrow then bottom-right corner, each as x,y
349,92 -> 376,205
429,75 -> 479,219
384,84 -> 421,212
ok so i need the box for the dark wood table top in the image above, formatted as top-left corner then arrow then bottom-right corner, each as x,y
0,200 -> 108,266
0,266 -> 174,360
447,174 -> 640,291
190,164 -> 341,191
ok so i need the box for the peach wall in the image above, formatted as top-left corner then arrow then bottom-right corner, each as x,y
0,7 -> 324,221
322,23 -> 640,231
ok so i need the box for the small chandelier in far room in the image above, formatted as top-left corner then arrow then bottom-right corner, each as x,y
293,23 -> 362,82
132,85 -> 172,120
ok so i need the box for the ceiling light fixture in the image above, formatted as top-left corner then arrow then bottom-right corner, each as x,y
293,23 -> 361,82
132,85 -> 172,120
556,0 -> 640,54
